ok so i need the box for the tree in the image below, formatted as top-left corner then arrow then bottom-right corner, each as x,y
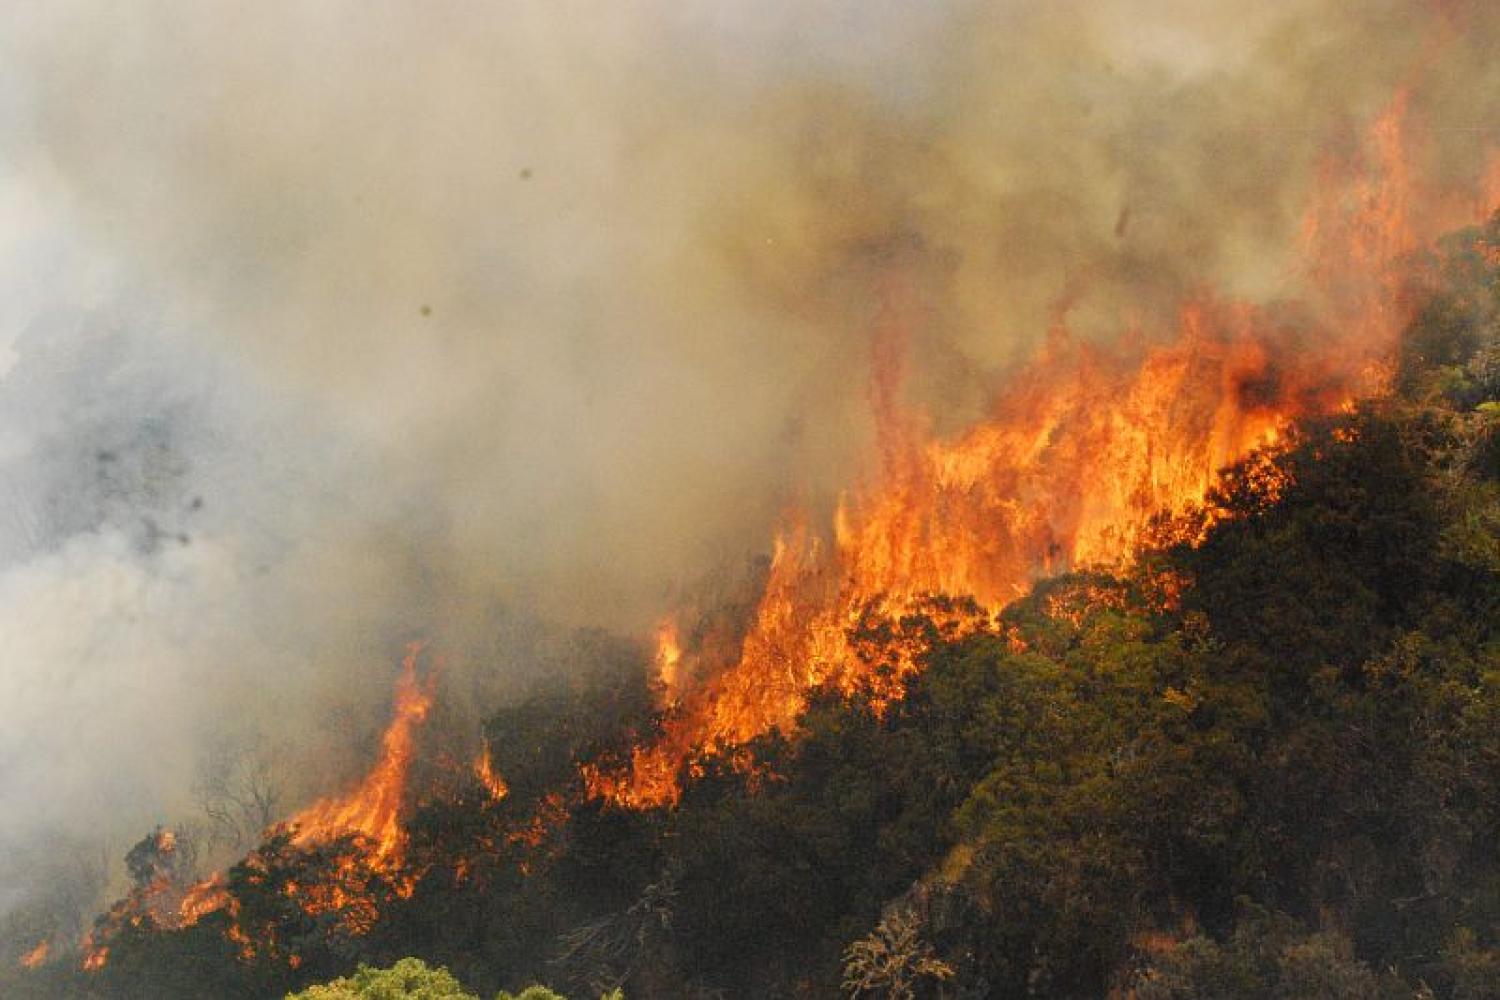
286,957 -> 477,999
195,734 -> 283,851
841,908 -> 953,1000
1131,915 -> 1399,1000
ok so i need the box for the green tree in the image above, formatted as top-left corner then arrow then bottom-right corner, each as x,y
286,957 -> 477,999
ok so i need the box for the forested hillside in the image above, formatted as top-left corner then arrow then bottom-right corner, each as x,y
7,216 -> 1500,999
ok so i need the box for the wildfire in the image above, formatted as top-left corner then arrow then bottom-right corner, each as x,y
20,939 -> 49,969
589,303 -> 1342,808
474,745 -> 509,802
75,648 -> 438,971
82,944 -> 108,972
653,619 -> 684,701
178,875 -> 231,926
586,78 -> 1500,810
289,643 -> 436,865
39,37 -> 1500,984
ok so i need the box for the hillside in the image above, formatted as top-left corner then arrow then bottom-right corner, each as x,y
5,214 -> 1498,1000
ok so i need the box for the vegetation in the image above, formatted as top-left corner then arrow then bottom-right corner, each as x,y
841,908 -> 954,999
6,216 -> 1498,998
286,958 -> 478,999
281,957 -> 617,1000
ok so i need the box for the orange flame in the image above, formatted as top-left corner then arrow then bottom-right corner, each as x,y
289,643 -> 435,864
590,301 -> 1339,808
654,619 -> 684,700
1299,88 -> 1419,363
20,940 -> 49,969
177,874 -> 231,926
74,647 -> 437,971
474,745 -> 509,802
81,937 -> 108,972
586,78 -> 1486,810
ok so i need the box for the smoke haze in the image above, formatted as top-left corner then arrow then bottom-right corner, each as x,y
1,0 -> 1497,922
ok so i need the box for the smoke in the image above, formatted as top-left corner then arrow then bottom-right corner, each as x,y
1,0 -> 1496,926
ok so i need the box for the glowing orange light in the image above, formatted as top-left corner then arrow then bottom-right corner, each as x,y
288,643 -> 436,865
20,940 -> 49,969
586,76 -> 1459,810
474,745 -> 509,802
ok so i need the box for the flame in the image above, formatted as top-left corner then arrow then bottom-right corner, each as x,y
1298,88 -> 1420,365
20,940 -> 49,969
289,643 -> 435,865
589,302 -> 1338,808
73,648 -> 437,972
585,78 -> 1491,810
82,944 -> 108,972
77,826 -> 215,969
654,619 -> 684,700
178,874 -> 231,926
279,876 -> 380,936
56,47 -> 1500,975
474,745 -> 509,802
507,793 -> 569,851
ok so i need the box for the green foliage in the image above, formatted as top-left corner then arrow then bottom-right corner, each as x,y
281,959 -> 613,1000
287,957 -> 478,999
494,987 -> 625,1000
1399,214 -> 1500,407
1132,915 -> 1399,999
670,685 -> 970,993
